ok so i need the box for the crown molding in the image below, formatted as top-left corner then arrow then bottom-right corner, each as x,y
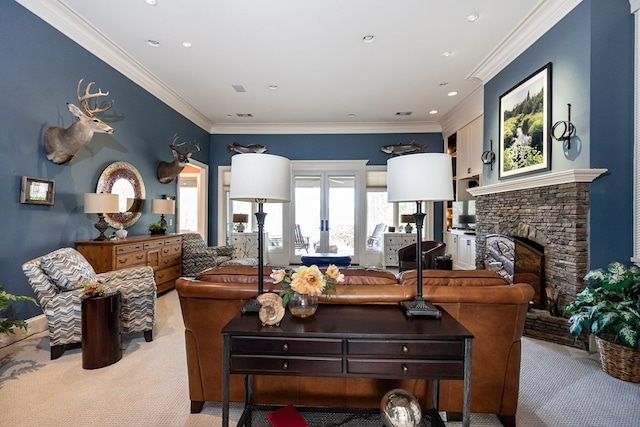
211,121 -> 442,135
16,0 -> 214,132
439,86 -> 484,139
468,0 -> 583,83
467,168 -> 608,197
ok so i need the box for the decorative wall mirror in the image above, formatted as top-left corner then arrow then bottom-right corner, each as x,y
96,161 -> 146,228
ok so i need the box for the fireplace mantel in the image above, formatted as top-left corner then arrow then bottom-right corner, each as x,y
467,168 -> 608,197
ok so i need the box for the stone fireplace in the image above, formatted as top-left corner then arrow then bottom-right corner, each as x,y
468,169 -> 607,348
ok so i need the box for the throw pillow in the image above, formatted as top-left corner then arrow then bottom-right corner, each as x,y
213,245 -> 235,258
41,248 -> 97,292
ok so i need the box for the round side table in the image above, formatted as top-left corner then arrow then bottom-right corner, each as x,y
82,291 -> 122,369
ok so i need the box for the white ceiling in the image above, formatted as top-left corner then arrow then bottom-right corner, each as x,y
18,0 -> 581,135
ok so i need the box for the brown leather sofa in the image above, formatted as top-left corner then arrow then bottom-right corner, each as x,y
176,266 -> 533,426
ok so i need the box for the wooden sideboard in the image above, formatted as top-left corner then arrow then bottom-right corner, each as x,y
75,234 -> 182,294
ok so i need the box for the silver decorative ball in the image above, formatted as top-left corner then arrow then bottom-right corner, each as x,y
380,388 -> 422,427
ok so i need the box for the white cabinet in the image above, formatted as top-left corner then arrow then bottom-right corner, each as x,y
457,116 -> 483,180
229,232 -> 269,264
382,233 -> 417,268
444,230 -> 476,270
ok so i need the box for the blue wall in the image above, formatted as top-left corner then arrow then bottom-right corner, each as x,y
483,0 -> 634,268
1,1 -> 209,319
209,133 -> 446,244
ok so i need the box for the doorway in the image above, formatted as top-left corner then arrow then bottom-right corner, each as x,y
177,159 -> 208,240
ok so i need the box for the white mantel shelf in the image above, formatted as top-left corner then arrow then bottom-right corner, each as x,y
467,169 -> 608,197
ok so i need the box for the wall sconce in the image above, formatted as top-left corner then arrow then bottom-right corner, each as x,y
232,213 -> 249,232
551,103 -> 576,149
481,139 -> 496,170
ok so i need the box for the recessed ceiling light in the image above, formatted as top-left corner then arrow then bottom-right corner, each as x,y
447,91 -> 458,97
362,35 -> 375,43
145,0 -> 157,6
467,13 -> 479,22
182,42 -> 192,48
146,39 -> 160,47
226,114 -> 233,118
268,85 -> 279,90
347,114 -> 356,118
429,110 -> 438,115
442,51 -> 452,58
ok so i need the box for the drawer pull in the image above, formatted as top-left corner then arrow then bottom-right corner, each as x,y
402,364 -> 408,373
136,255 -> 145,260
282,343 -> 289,351
402,345 -> 409,353
282,361 -> 288,370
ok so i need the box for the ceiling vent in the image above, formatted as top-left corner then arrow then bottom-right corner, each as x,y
232,85 -> 247,93
395,111 -> 412,116
236,113 -> 253,118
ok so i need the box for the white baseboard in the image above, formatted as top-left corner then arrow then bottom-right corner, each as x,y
0,315 -> 47,349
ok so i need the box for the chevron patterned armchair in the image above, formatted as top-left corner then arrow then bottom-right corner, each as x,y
22,247 -> 157,359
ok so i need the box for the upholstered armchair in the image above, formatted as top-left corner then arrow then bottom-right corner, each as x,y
22,248 -> 156,359
181,233 -> 257,277
397,241 -> 446,272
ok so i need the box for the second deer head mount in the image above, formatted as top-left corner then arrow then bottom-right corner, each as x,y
44,79 -> 115,165
157,134 -> 201,184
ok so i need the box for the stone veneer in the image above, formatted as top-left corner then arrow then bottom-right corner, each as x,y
474,182 -> 591,348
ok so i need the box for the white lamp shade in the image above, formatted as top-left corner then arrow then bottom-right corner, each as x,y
387,153 -> 454,202
151,199 -> 175,215
229,153 -> 291,203
84,193 -> 120,214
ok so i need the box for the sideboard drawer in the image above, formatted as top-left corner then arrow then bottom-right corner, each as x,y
162,244 -> 181,257
115,252 -> 147,268
161,253 -> 181,268
347,358 -> 464,379
164,236 -> 182,246
116,243 -> 144,255
230,355 -> 342,375
347,339 -> 464,358
144,240 -> 165,250
155,265 -> 181,284
231,336 -> 342,355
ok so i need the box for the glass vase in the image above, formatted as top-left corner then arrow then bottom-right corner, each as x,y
287,292 -> 318,318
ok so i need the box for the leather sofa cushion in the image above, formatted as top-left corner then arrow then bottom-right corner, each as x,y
398,269 -> 507,288
335,267 -> 398,286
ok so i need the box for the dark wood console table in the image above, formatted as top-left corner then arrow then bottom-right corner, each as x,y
222,304 -> 473,427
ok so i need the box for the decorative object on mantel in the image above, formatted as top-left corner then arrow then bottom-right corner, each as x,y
272,264 -> 344,318
551,103 -> 576,150
227,142 -> 268,154
232,213 -> 249,232
499,62 -> 551,178
230,153 -> 291,313
563,261 -> 640,382
380,388 -> 422,427
157,134 -> 200,184
388,153 -> 453,317
256,293 -> 285,326
400,214 -> 414,233
97,161 -> 146,229
44,79 -> 114,165
151,198 -> 175,229
481,140 -> 496,171
84,193 -> 119,241
20,176 -> 55,205
380,140 -> 426,156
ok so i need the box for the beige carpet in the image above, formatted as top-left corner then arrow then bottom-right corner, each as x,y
1,290 -> 638,427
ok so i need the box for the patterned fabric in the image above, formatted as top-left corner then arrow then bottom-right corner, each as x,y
181,233 -> 258,277
22,248 -> 156,352
40,248 -> 97,291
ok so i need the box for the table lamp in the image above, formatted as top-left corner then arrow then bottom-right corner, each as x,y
84,193 -> 120,241
230,153 -> 291,313
151,198 -> 175,229
400,214 -> 415,233
387,153 -> 453,317
232,213 -> 249,232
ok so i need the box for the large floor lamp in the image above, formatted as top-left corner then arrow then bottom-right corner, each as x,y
387,153 -> 453,317
229,153 -> 291,313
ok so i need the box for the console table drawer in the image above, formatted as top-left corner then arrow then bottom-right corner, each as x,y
347,358 -> 464,379
231,336 -> 342,355
347,339 -> 464,358
231,355 -> 342,375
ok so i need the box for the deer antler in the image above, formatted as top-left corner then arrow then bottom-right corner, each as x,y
169,134 -> 200,154
77,78 -> 114,117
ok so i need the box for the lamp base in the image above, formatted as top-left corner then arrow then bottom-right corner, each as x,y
241,298 -> 262,314
401,297 -> 441,318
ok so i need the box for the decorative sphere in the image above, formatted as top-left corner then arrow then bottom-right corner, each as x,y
380,388 -> 422,427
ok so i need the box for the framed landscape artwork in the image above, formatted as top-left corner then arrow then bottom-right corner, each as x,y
21,176 -> 55,205
499,63 -> 551,178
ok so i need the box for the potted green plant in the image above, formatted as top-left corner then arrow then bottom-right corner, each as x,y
148,221 -> 166,235
563,261 -> 640,382
1,285 -> 37,335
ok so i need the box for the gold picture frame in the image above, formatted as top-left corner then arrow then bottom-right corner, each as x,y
21,176 -> 55,205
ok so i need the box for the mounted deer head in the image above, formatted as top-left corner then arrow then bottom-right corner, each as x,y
44,79 -> 114,164
157,134 -> 201,184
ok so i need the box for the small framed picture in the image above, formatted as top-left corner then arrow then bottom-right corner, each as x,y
20,176 -> 55,205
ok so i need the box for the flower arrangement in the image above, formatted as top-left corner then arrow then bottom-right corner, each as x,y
78,279 -> 110,298
271,264 -> 345,307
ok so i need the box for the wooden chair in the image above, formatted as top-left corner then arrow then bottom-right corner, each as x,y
366,223 -> 386,247
397,241 -> 447,272
294,224 -> 310,253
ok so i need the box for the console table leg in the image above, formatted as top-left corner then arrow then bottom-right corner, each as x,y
463,337 -> 473,427
222,334 -> 230,427
431,379 -> 439,411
